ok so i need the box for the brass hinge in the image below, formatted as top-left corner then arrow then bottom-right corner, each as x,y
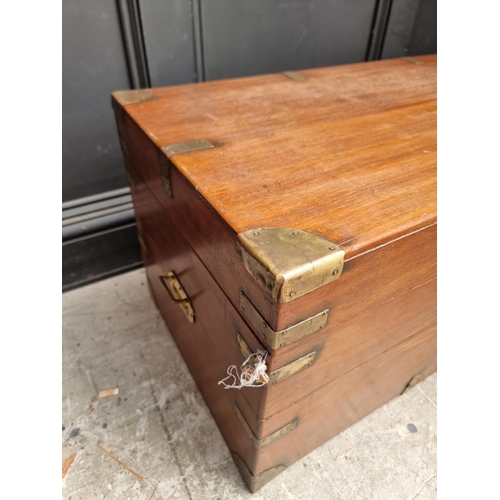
237,228 -> 344,303
236,333 -> 316,385
231,453 -> 286,493
239,292 -> 328,351
159,139 -> 215,197
234,404 -> 297,449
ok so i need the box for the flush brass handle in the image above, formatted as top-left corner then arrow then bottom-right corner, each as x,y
160,272 -> 195,323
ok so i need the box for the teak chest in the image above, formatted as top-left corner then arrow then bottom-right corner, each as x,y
112,55 -> 437,492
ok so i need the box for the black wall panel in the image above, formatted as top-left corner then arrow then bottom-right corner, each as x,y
200,0 -> 378,81
381,0 -> 436,59
62,0 -> 130,202
407,0 -> 437,56
139,0 -> 198,87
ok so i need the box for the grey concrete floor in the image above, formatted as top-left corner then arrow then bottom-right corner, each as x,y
62,268 -> 437,500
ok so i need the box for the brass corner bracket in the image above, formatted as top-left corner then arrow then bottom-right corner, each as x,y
236,228 -> 344,303
231,453 -> 286,493
111,89 -> 154,121
112,88 -> 154,106
234,404 -> 297,450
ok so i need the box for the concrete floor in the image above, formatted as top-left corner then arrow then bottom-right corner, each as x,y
62,268 -> 437,500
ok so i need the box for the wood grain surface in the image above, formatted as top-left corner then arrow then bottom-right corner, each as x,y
114,55 -> 436,260
113,57 -> 437,489
114,55 -> 436,333
130,169 -> 436,431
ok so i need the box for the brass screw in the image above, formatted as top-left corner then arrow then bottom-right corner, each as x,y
332,269 -> 339,276
290,291 -> 296,297
240,306 -> 244,311
262,322 -> 267,328
292,231 -> 298,235
253,231 -> 260,236
267,284 -> 272,291
262,334 -> 267,339
328,246 -> 336,251
280,343 -> 285,347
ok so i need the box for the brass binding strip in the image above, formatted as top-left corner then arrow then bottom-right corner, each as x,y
234,404 -> 297,449
231,452 -> 286,493
239,292 -> 328,351
236,332 -> 316,385
160,139 -> 215,197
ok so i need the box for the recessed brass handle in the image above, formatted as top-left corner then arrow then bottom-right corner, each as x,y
159,272 -> 195,323
162,276 -> 189,304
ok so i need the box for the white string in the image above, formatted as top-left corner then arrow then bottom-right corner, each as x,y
218,350 -> 269,389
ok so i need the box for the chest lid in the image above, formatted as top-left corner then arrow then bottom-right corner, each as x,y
114,55 -> 436,304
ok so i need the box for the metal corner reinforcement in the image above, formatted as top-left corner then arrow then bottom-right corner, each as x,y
231,453 -> 286,493
112,88 -> 154,106
236,228 -> 344,303
111,89 -> 154,120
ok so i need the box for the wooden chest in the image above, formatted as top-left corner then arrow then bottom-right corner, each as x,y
112,55 -> 437,492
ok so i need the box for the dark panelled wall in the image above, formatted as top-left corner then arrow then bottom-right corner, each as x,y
62,0 -> 131,202
62,0 -> 437,291
200,0 -> 377,80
